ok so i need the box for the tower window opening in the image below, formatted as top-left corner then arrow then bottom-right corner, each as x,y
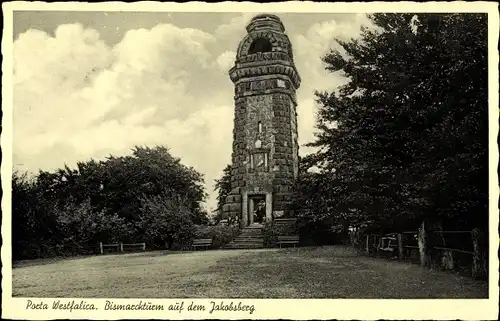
248,38 -> 273,54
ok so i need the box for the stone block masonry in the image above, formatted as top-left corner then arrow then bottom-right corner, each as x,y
223,13 -> 300,225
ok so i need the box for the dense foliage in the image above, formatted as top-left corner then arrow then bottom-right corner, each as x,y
12,145 -> 209,260
262,221 -> 299,247
139,192 -> 197,250
213,164 -> 232,223
194,225 -> 239,249
295,13 -> 488,236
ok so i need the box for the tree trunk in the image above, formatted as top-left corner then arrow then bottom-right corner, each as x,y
472,228 -> 487,279
397,233 -> 404,260
418,221 -> 429,267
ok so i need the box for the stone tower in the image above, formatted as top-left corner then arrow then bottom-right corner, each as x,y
222,14 -> 300,227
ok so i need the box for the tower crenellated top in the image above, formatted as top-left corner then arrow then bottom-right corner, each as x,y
246,14 -> 285,33
236,13 -> 291,59
230,13 -> 301,90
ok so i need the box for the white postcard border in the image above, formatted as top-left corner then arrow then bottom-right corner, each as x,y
2,2 -> 499,320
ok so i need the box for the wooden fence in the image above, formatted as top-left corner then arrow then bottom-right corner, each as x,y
99,242 -> 146,254
360,228 -> 487,279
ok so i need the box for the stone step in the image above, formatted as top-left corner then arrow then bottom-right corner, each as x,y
239,232 -> 262,237
240,231 -> 262,235
238,235 -> 262,239
222,224 -> 265,249
236,233 -> 262,237
243,225 -> 262,230
233,237 -> 264,242
236,231 -> 262,235
244,225 -> 264,229
242,226 -> 263,230
223,243 -> 264,249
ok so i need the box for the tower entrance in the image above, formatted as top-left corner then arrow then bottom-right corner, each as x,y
248,195 -> 266,225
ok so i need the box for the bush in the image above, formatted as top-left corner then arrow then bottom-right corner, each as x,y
297,218 -> 338,246
194,225 -> 239,249
139,193 -> 196,250
262,221 -> 298,248
262,222 -> 283,248
56,199 -> 133,248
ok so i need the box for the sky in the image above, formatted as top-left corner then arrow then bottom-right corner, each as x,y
12,11 -> 373,211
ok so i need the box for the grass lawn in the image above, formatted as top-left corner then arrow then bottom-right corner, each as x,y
12,246 -> 488,298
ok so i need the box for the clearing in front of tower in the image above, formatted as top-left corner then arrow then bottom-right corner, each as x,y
222,14 -> 301,227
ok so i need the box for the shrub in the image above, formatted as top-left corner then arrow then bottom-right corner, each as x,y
262,222 -> 282,248
139,192 -> 195,250
262,221 -> 298,247
296,216 -> 340,246
194,225 -> 239,249
55,198 -> 134,255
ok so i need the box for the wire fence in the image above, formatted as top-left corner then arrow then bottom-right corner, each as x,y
354,228 -> 487,279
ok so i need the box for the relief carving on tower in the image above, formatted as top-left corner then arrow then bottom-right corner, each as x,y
243,95 -> 275,187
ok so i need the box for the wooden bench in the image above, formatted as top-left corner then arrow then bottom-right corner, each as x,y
122,243 -> 146,252
278,235 -> 299,248
274,218 -> 297,225
192,239 -> 212,250
377,237 -> 396,256
99,242 -> 120,254
99,242 -> 146,254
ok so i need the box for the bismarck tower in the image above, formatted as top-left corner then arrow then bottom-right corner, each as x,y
222,14 -> 301,227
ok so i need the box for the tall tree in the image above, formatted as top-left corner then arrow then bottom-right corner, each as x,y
305,13 -> 488,232
214,164 -> 232,212
12,144 -> 209,259
12,170 -> 43,259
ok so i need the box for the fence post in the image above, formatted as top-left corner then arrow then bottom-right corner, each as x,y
472,228 -> 487,279
99,242 -> 103,254
418,221 -> 429,267
120,242 -> 123,252
397,233 -> 404,259
365,235 -> 369,254
142,243 -> 146,251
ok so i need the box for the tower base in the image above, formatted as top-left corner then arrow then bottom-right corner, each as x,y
223,188 -> 294,228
